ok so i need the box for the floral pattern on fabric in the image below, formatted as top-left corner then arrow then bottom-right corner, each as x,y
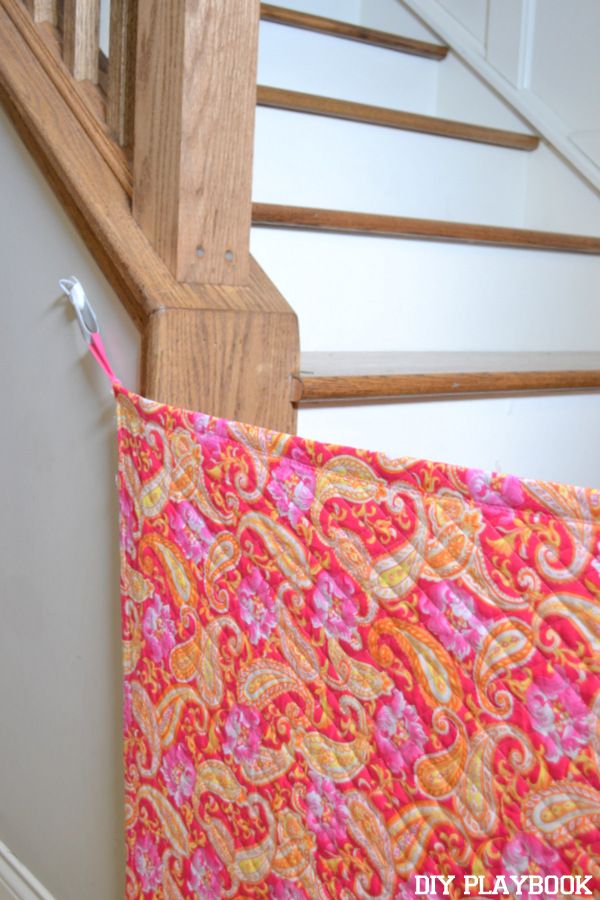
116,385 -> 600,899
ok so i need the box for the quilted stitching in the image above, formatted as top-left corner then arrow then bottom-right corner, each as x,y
116,384 -> 600,899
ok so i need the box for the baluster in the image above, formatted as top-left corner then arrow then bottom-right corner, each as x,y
23,0 -> 58,23
63,0 -> 100,82
107,0 -> 137,147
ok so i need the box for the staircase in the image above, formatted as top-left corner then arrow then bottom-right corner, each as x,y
1,0 -> 600,478
1,4 -> 600,899
250,0 -> 600,475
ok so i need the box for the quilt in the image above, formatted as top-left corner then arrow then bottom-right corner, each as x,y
114,383 -> 600,900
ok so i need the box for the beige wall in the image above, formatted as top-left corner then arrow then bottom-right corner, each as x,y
0,108 -> 139,899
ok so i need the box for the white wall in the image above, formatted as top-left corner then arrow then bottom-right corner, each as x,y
400,0 -> 600,190
0,108 -> 139,900
99,0 -> 110,54
257,16 -> 438,110
528,0 -> 600,166
405,3 -> 600,237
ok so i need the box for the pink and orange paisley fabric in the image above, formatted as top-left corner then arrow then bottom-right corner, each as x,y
116,383 -> 600,898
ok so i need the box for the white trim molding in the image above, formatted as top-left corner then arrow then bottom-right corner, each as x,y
400,0 -> 600,193
0,842 -> 55,900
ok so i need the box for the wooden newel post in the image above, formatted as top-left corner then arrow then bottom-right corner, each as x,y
133,0 -> 260,285
132,0 -> 299,431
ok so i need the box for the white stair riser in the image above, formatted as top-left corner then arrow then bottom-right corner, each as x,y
258,20 -> 438,113
264,0 -> 361,22
251,228 -> 600,352
253,106 -> 529,225
298,393 -> 600,487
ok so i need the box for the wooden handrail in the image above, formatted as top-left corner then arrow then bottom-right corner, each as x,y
292,353 -> 600,402
257,85 -> 539,150
252,203 -> 600,254
3,0 -> 131,192
259,3 -> 448,59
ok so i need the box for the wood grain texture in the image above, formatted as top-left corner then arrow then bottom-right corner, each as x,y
134,0 -> 260,285
259,3 -> 448,59
0,0 -> 295,312
292,352 -> 600,402
107,0 -> 137,146
252,203 -> 600,254
0,0 -> 299,428
143,309 -> 299,432
2,4 -> 130,187
63,0 -> 100,82
23,0 -> 57,24
257,85 -> 539,150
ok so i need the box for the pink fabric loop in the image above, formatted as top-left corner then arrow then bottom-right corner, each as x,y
89,333 -> 119,385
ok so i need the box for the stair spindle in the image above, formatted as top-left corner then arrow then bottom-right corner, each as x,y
63,0 -> 100,82
107,0 -> 137,146
23,0 -> 56,23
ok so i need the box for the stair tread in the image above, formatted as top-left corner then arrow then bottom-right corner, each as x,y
252,203 -> 600,254
257,86 -> 539,150
293,352 -> 600,402
260,3 -> 448,59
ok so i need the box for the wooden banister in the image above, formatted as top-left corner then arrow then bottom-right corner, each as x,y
63,0 -> 100,82
1,0 -> 299,431
4,0 -> 130,192
133,0 -> 260,285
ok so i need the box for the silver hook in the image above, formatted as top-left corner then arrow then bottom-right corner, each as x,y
59,276 -> 99,345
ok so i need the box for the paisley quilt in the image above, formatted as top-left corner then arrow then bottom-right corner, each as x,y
116,383 -> 600,899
